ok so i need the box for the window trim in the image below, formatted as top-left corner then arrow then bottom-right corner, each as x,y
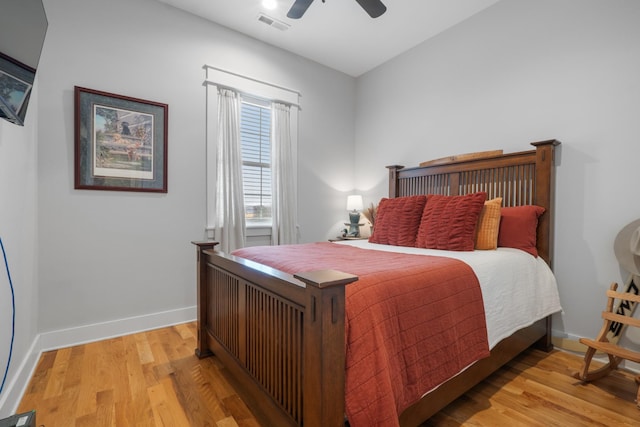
204,65 -> 299,240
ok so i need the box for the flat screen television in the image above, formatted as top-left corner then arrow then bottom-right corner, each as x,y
0,0 -> 48,126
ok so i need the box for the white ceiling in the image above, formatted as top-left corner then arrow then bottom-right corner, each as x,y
155,0 -> 500,77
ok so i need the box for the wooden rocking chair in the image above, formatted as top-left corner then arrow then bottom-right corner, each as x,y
574,282 -> 640,405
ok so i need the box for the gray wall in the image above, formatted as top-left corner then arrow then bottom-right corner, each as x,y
355,0 -> 640,341
0,86 -> 38,414
35,0 -> 356,333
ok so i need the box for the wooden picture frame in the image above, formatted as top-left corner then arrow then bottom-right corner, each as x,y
74,86 -> 168,192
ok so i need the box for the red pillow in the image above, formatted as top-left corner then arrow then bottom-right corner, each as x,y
415,192 -> 487,251
369,195 -> 427,247
497,205 -> 546,257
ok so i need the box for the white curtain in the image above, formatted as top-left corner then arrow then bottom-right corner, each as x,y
271,102 -> 297,245
215,88 -> 245,253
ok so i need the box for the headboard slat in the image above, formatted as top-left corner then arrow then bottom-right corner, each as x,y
387,140 -> 560,267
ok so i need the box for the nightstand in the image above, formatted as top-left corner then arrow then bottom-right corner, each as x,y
329,236 -> 368,242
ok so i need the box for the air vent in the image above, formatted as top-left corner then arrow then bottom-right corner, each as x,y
257,13 -> 290,31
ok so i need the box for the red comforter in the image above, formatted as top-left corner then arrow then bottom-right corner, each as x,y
232,242 -> 489,427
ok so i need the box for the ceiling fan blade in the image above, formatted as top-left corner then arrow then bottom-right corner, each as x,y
355,0 -> 386,18
287,0 -> 314,19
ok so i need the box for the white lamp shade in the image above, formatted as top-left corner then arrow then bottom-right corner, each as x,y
346,195 -> 363,211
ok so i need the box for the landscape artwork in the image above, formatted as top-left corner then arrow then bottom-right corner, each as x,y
92,104 -> 154,180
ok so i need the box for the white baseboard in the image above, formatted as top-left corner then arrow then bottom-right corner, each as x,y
37,305 -> 196,352
552,329 -> 640,374
0,306 -> 196,415
0,337 -> 40,418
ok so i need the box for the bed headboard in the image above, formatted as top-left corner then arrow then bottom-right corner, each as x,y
387,140 -> 560,267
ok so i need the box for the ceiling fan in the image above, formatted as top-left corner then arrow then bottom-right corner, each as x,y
287,0 -> 387,19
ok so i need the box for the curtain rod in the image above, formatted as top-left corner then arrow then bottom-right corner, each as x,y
204,81 -> 302,111
203,64 -> 302,98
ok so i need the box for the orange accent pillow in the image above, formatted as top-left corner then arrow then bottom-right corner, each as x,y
497,205 -> 546,257
475,197 -> 502,250
415,192 -> 487,251
368,195 -> 427,247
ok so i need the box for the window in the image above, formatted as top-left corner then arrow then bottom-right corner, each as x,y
204,65 -> 300,245
240,99 -> 272,224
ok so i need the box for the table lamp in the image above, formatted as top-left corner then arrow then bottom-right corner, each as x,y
346,195 -> 364,237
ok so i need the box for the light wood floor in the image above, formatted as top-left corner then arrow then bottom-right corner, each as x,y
18,322 -> 640,426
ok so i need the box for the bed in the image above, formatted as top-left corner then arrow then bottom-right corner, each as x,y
192,139 -> 561,427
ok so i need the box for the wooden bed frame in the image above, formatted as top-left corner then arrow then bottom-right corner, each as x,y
193,139 -> 560,427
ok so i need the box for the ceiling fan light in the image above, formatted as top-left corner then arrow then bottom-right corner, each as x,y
262,0 -> 278,10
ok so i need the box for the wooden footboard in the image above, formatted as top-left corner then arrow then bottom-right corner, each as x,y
194,242 -> 551,427
193,241 -> 357,427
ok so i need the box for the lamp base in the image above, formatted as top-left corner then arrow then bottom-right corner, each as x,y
348,212 -> 361,237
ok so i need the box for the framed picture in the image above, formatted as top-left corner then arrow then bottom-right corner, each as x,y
0,52 -> 35,126
74,86 -> 168,192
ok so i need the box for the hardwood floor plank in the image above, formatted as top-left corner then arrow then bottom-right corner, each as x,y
148,328 -> 172,367
517,371 -> 632,423
21,351 -> 55,398
43,346 -> 72,399
478,379 -> 609,427
194,360 -> 236,422
63,345 -> 86,391
114,399 -> 140,427
135,333 -> 156,365
168,359 -> 218,426
200,359 -> 238,403
17,323 -> 640,426
508,354 -> 640,421
107,338 -> 132,406
222,395 -> 259,425
455,386 -> 549,427
95,389 -> 116,427
124,334 -> 148,398
75,341 -> 101,418
174,322 -> 196,341
216,416 -> 240,427
75,412 -> 98,427
426,350 -> 640,426
147,378 -> 190,427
